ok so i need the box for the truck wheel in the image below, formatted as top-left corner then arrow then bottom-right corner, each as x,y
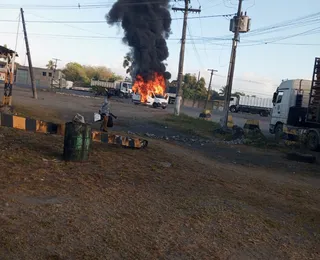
119,92 -> 124,98
230,106 -> 237,113
152,103 -> 157,108
162,106 -> 167,109
274,123 -> 283,142
307,131 -> 319,151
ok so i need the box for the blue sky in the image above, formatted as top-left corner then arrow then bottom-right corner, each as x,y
1,0 -> 320,97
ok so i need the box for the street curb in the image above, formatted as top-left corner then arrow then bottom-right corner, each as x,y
0,113 -> 148,149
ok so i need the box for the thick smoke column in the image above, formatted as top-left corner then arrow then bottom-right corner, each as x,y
106,0 -> 172,81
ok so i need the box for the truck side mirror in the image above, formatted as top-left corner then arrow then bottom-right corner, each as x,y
272,92 -> 277,104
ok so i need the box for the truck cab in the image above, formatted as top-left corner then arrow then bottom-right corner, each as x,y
269,79 -> 311,137
166,86 -> 177,104
116,81 -> 132,97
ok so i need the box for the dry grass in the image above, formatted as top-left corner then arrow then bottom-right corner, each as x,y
0,126 -> 319,259
12,105 -> 64,124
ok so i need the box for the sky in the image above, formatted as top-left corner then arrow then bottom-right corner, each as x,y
0,0 -> 320,98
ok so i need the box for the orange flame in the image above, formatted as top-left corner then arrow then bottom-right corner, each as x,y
132,72 -> 166,103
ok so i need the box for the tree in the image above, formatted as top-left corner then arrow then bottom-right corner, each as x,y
108,73 -> 123,82
219,86 -> 226,96
63,62 -> 89,84
83,65 -> 113,80
210,90 -> 224,100
46,60 -> 54,70
182,73 -> 207,100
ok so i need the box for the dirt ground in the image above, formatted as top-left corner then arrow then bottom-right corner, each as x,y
0,88 -> 319,259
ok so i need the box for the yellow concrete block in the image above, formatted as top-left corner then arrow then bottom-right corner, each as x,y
12,116 -> 26,130
36,120 -> 48,133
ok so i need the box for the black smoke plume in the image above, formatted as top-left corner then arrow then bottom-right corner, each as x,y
106,0 -> 172,81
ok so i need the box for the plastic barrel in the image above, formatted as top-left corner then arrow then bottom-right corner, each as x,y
63,122 -> 92,161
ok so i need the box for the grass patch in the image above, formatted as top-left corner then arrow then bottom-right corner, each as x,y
154,113 -> 220,139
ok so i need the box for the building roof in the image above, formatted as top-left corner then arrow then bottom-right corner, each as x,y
0,45 -> 18,57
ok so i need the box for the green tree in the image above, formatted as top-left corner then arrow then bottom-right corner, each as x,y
182,73 -> 207,100
63,62 -> 89,84
210,90 -> 224,100
108,73 -> 123,82
46,60 -> 54,70
83,65 -> 113,80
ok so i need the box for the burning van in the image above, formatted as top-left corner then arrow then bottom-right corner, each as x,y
132,72 -> 169,109
133,92 -> 168,109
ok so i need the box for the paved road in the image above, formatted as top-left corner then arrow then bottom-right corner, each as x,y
36,88 -> 272,136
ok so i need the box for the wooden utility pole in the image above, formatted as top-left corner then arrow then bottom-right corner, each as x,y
21,8 -> 37,99
51,58 -> 60,89
173,1 -> 201,116
221,0 -> 244,128
204,69 -> 218,109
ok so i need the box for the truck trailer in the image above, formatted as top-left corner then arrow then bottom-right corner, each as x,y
229,96 -> 273,117
90,79 -> 132,97
269,57 -> 320,150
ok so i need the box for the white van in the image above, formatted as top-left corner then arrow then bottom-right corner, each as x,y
132,92 -> 169,109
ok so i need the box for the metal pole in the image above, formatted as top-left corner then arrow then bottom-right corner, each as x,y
221,0 -> 243,128
21,8 -> 37,99
205,69 -> 217,109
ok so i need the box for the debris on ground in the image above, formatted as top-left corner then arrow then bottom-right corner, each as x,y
145,132 -> 156,138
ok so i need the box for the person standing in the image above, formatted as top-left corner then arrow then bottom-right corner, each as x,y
99,93 -> 111,132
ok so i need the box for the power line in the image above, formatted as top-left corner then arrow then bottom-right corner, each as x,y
187,25 -> 204,69
0,1 -> 171,9
0,13 -> 234,23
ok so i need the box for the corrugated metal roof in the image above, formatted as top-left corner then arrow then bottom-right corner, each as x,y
0,45 -> 18,57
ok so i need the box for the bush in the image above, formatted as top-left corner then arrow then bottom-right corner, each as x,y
91,85 -> 107,96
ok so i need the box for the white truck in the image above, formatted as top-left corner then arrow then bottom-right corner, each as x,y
269,57 -> 320,150
90,79 -> 132,97
132,92 -> 169,109
166,80 -> 178,104
229,96 -> 273,117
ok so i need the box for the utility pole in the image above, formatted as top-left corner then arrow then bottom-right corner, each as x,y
20,8 -> 37,99
221,0 -> 250,128
204,69 -> 218,109
173,0 -> 201,116
51,58 -> 60,89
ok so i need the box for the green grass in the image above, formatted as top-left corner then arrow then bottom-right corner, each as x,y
153,113 -> 220,139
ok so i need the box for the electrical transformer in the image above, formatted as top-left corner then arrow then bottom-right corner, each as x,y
229,15 -> 251,33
